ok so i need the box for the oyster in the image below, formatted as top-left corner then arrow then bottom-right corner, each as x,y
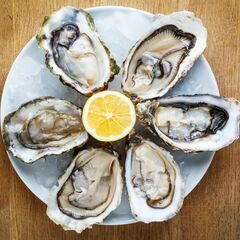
125,136 -> 184,222
122,11 -> 207,100
37,7 -> 119,96
47,148 -> 123,233
2,97 -> 88,163
137,94 -> 240,152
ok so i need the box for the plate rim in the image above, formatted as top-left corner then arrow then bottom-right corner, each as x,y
0,6 -> 219,226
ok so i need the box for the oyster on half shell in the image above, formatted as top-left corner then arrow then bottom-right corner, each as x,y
2,97 -> 88,163
125,136 -> 184,222
137,94 -> 240,152
37,7 -> 119,96
122,11 -> 207,101
47,148 -> 123,233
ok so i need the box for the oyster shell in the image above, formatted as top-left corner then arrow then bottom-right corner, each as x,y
37,7 -> 119,96
122,11 -> 207,101
125,136 -> 184,222
47,148 -> 123,233
137,94 -> 240,152
2,97 -> 88,163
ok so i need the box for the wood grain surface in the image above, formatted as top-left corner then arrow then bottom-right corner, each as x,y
0,0 -> 239,239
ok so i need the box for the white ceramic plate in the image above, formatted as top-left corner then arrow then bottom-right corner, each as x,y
1,6 -> 219,225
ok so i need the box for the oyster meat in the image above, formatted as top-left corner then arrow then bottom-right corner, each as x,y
37,7 -> 119,96
47,148 -> 123,233
125,136 -> 184,222
137,94 -> 240,152
122,11 -> 207,100
2,97 -> 88,163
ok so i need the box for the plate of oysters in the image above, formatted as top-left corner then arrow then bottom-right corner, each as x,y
1,6 -> 240,233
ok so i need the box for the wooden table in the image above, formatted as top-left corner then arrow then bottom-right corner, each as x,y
0,0 -> 239,239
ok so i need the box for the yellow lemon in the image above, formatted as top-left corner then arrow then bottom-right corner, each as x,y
82,91 -> 136,142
